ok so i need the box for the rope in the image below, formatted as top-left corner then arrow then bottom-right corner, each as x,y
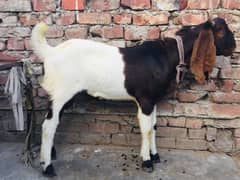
174,35 -> 187,84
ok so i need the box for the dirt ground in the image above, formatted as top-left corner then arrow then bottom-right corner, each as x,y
1,142 -> 240,180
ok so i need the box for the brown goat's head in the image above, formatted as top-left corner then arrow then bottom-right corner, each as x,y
190,18 -> 236,83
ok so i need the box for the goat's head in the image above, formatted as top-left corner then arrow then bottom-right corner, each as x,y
190,17 -> 236,83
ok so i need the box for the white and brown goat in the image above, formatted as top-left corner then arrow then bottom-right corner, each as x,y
31,18 -> 236,177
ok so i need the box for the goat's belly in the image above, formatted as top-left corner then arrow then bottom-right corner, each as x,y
87,89 -> 133,100
85,74 -> 133,100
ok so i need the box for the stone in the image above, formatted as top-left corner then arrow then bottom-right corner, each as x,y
0,0 -> 31,12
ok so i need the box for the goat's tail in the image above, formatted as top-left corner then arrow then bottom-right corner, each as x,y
31,22 -> 53,60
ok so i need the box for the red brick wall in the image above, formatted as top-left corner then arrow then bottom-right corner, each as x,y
0,0 -> 240,152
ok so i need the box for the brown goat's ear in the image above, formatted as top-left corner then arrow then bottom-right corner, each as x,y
190,29 -> 216,83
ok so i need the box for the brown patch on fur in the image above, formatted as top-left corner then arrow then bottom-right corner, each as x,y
190,29 -> 216,83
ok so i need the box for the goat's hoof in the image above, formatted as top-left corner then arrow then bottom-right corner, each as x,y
42,164 -> 57,178
51,146 -> 57,160
142,160 -> 153,173
150,153 -> 160,164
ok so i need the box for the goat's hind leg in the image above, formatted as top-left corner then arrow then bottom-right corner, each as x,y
150,105 -> 160,163
137,99 -> 154,172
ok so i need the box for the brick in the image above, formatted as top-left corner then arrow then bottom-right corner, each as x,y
112,133 -> 141,146
211,92 -> 240,103
24,38 -> 32,50
89,122 -> 119,133
62,0 -> 85,10
234,129 -> 240,137
222,0 -> 240,9
79,133 -> 111,144
157,117 -> 168,126
168,117 -> 186,127
235,38 -> 240,52
0,14 -> 17,26
46,26 -> 64,38
188,0 -> 220,9
32,0 -> 56,11
6,27 -> 31,37
186,118 -> 203,129
90,26 -> 104,37
132,13 -> 169,25
190,80 -> 217,92
235,138 -> 240,150
206,127 -> 217,141
157,101 -> 174,116
88,0 -> 120,10
177,90 -> 207,102
78,13 -> 111,25
119,125 -> 132,133
57,122 -> 88,132
0,41 -> 6,51
215,56 -> 231,68
39,14 -> 53,25
124,26 -> 148,40
156,137 -> 176,148
7,38 -> 25,50
176,138 -> 207,150
214,119 -> 240,128
233,80 -> 240,91
102,26 -> 124,39
113,13 -> 132,24
19,14 -> 37,26
157,127 -> 187,138
147,27 -> 161,40
126,134 -> 141,146
0,52 -> 19,61
152,0 -> 182,10
121,0 -> 151,9
177,13 -> 208,26
175,103 -> 208,117
161,27 -> 180,38
112,134 -> 127,145
189,128 -> 206,139
0,0 -> 31,12
214,129 -> 233,152
209,104 -> 240,119
221,80 -> 233,92
65,27 -> 88,39
220,67 -> 233,79
55,12 -> 75,26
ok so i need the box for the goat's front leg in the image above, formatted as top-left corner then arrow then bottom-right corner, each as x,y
138,107 -> 153,172
40,101 -> 63,177
150,105 -> 160,163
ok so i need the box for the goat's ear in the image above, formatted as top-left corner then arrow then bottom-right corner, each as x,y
190,28 -> 216,83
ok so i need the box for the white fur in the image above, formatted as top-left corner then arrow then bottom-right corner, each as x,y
137,106 -> 152,161
150,106 -> 157,155
31,22 -> 157,170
